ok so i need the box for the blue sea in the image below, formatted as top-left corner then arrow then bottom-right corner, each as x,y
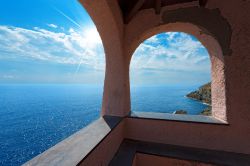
0,84 -> 207,166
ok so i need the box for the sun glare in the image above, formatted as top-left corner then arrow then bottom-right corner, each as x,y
82,27 -> 102,45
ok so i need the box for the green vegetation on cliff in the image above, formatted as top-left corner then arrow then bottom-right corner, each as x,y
173,83 -> 212,116
174,110 -> 187,114
186,82 -> 211,105
200,106 -> 212,116
186,82 -> 212,116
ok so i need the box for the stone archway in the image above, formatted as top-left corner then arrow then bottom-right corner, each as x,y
81,0 -> 231,121
127,22 -> 228,121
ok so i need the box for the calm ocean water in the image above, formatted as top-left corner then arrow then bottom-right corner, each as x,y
0,84 -> 207,166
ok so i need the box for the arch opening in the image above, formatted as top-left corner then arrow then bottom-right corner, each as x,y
129,27 -> 227,121
0,1 -> 106,165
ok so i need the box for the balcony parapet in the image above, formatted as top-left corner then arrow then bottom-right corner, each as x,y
130,111 -> 228,125
23,116 -> 122,166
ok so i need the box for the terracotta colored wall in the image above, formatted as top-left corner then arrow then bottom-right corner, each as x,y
80,121 -> 125,166
123,0 -> 250,155
125,117 -> 250,154
80,0 -> 130,117
80,0 -> 250,155
134,153 -> 213,166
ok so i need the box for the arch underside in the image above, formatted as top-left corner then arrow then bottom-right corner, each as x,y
127,6 -> 232,58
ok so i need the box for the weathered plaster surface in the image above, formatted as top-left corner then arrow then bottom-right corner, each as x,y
80,0 -> 130,117
80,0 -> 250,155
161,7 -> 232,56
80,120 -> 125,166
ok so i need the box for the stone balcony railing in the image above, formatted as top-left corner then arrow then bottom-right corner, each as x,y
23,112 -> 250,166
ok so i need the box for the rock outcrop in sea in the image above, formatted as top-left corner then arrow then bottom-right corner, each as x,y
174,110 -> 187,114
186,82 -> 212,116
186,82 -> 211,105
200,106 -> 212,116
173,82 -> 212,116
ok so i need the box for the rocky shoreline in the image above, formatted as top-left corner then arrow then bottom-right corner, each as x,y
186,82 -> 211,105
174,82 -> 212,116
186,82 -> 211,116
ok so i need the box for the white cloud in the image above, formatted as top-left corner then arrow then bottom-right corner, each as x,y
131,32 -> 210,73
130,32 -> 211,85
0,25 -> 105,70
144,35 -> 159,44
0,27 -> 210,84
47,24 -> 58,28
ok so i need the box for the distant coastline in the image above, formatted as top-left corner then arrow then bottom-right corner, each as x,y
175,82 -> 212,116
186,82 -> 211,116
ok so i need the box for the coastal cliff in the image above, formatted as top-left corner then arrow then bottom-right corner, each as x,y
186,82 -> 211,105
186,82 -> 212,116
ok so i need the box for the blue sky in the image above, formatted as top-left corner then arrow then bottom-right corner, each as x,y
130,32 -> 211,86
0,0 -> 210,85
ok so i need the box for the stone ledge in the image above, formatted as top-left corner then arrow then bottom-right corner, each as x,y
23,112 -> 229,166
130,111 -> 228,125
23,116 -> 122,166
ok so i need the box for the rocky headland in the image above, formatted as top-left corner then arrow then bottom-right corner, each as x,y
186,82 -> 211,116
174,82 -> 212,116
186,82 -> 211,105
